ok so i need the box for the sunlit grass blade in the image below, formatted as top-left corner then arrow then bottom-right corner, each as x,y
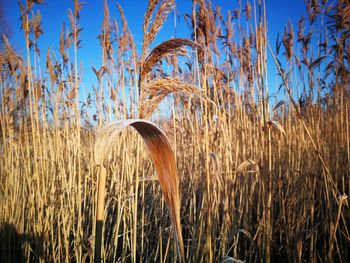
94,119 -> 184,262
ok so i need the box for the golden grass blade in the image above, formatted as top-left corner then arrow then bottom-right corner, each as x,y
294,229 -> 315,263
224,229 -> 253,262
327,194 -> 348,261
273,100 -> 285,112
94,165 -> 107,263
221,256 -> 246,263
138,175 -> 159,181
267,119 -> 286,137
94,119 -> 184,262
210,152 -> 223,190
232,228 -> 253,242
236,159 -> 259,173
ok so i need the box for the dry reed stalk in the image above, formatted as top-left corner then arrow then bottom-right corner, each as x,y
294,229 -> 315,263
268,42 -> 340,201
94,119 -> 184,262
327,194 -> 348,261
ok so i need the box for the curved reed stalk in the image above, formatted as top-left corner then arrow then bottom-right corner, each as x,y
94,119 -> 184,262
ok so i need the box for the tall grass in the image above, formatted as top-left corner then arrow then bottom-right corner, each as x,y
0,0 -> 349,262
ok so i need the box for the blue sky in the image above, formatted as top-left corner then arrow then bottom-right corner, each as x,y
5,0 -> 307,107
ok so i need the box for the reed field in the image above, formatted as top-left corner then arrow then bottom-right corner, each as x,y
0,0 -> 349,262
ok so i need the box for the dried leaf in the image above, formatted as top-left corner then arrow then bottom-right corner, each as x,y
232,228 -> 253,242
236,159 -> 259,173
221,256 -> 245,263
267,120 -> 286,137
273,100 -> 285,112
94,119 -> 184,260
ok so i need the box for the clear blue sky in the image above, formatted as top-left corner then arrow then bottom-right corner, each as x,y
5,0 -> 307,106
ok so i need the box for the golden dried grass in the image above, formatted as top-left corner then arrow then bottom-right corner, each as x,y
1,0 -> 350,262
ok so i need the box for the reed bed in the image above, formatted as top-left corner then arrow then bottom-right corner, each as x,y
0,0 -> 349,262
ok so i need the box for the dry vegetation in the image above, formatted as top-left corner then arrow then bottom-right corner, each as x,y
0,0 -> 349,262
